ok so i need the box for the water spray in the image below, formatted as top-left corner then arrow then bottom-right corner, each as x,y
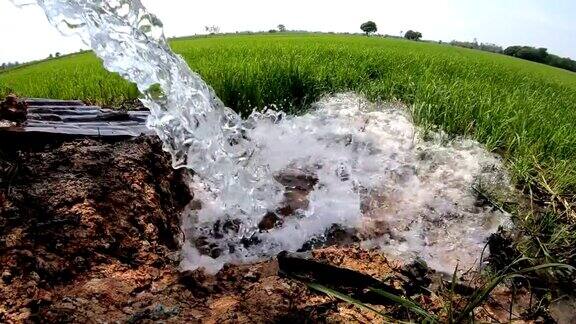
23,0 -> 512,274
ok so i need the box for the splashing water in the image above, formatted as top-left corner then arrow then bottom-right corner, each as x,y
181,93 -> 512,273
26,0 -> 511,274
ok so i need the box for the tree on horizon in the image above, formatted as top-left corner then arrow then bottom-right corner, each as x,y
360,21 -> 377,36
404,30 -> 422,41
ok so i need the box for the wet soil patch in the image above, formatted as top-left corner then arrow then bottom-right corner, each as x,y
0,135 -> 547,323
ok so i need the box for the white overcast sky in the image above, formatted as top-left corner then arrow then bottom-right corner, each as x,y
0,0 -> 575,64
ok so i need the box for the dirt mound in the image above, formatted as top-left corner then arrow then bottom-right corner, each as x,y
0,137 -> 187,320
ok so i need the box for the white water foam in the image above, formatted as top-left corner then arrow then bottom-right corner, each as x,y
26,0 -> 512,274
181,93 -> 512,274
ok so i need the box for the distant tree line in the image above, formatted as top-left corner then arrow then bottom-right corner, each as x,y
0,62 -> 20,71
449,40 -> 502,53
503,46 -> 576,72
449,40 -> 576,73
360,22 -> 424,41
1,51 -> 85,72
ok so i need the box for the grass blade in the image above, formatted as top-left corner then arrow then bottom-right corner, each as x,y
306,282 -> 385,316
368,287 -> 439,323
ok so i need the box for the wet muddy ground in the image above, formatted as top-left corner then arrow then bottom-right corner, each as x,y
0,136 -> 548,323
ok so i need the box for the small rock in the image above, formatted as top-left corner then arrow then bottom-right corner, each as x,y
244,271 -> 260,282
210,247 -> 222,259
74,256 -> 87,269
29,271 -> 40,283
258,212 -> 281,231
275,169 -> 318,190
400,259 -> 432,296
241,235 -> 261,248
166,251 -> 180,263
36,289 -> 53,302
2,270 -> 12,283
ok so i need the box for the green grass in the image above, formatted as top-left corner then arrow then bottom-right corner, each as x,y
1,32 -> 576,214
0,52 -> 139,104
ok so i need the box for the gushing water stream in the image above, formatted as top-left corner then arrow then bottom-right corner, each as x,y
22,0 -> 511,274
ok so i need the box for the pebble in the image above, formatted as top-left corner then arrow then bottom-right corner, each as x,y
243,271 -> 260,282
29,271 -> 40,282
74,256 -> 86,268
2,270 -> 12,283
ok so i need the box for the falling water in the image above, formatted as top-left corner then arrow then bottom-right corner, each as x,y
25,0 -> 511,274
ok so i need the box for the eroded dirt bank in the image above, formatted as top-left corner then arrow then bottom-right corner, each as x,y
0,137 -> 545,323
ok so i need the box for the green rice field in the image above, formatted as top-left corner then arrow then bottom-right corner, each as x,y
1,33 -> 576,203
